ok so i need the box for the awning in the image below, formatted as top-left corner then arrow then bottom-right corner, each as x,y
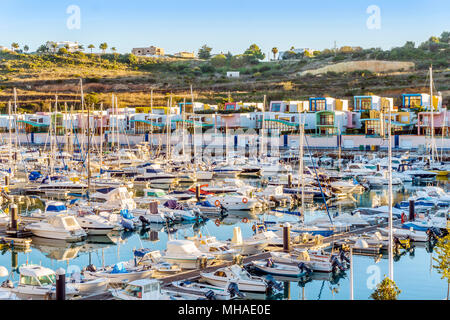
17,120 -> 49,127
257,119 -> 298,127
171,119 -> 213,127
130,119 -> 165,127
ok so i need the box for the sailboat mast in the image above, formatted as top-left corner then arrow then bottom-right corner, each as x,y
299,113 -> 305,226
8,101 -> 12,179
87,102 -> 91,200
429,66 -> 435,163
388,103 -> 394,280
100,102 -> 103,174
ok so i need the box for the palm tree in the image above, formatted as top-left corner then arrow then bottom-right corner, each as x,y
23,45 -> 29,53
50,42 -> 58,53
88,44 -> 95,54
111,47 -> 117,54
78,44 -> 84,51
271,47 -> 278,60
11,42 -> 19,52
99,43 -> 108,54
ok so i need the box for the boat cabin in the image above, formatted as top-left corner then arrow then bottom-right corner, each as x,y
121,279 -> 162,300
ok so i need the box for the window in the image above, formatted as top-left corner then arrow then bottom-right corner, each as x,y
405,96 -> 421,108
311,99 -> 326,111
365,120 -> 381,135
356,98 -> 372,111
20,275 -> 41,286
319,114 -> 334,126
214,271 -> 226,277
124,284 -> 143,298
271,103 -> 281,112
38,275 -> 56,285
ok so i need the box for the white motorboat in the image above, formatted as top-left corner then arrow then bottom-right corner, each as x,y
132,249 -> 182,274
67,271 -> 109,295
206,194 -> 261,211
227,227 -> 269,256
1,265 -> 79,299
187,234 -> 237,260
111,279 -> 172,300
200,264 -> 268,292
167,280 -> 236,300
24,214 -> 87,242
82,261 -> 154,284
378,227 -> 428,242
269,249 -> 338,273
162,240 -> 215,269
363,171 -> 403,187
251,259 -> 309,277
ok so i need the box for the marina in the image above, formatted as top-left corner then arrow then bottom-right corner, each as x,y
0,3 -> 449,303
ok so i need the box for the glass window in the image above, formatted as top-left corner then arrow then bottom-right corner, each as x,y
271,104 -> 281,112
319,114 -> 334,125
38,275 -> 55,286
124,284 -> 143,298
20,275 -> 41,286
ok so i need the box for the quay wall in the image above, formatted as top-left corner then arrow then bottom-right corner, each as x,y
0,133 -> 448,151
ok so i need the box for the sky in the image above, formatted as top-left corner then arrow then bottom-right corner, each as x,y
0,0 -> 449,57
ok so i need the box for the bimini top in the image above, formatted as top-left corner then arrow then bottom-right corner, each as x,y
166,240 -> 202,255
19,265 -> 55,278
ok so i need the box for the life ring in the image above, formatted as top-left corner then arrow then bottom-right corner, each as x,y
242,217 -> 249,223
215,219 -> 221,227
215,200 -> 221,207
242,197 -> 248,204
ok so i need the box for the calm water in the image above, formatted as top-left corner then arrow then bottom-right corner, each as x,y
0,177 -> 448,300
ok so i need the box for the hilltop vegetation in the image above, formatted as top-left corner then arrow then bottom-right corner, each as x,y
0,32 -> 449,111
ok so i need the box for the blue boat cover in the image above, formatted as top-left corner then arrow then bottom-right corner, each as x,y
134,248 -> 152,257
110,262 -> 128,274
197,201 -> 215,208
47,204 -> 67,212
120,209 -> 134,220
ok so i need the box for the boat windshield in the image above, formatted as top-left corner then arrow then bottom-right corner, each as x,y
38,274 -> 56,285
124,284 -> 143,298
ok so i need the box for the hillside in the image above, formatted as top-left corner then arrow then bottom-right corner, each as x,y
0,32 -> 449,111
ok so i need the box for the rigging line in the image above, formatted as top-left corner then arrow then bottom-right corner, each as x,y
304,135 -> 333,225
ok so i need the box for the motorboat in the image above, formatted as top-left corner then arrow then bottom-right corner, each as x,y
111,279 -> 172,300
200,264 -> 268,292
82,261 -> 154,284
378,227 -> 428,242
1,264 -> 79,299
187,234 -> 237,260
206,194 -> 261,211
227,227 -> 268,256
24,214 -> 87,242
167,280 -> 237,300
251,259 -> 309,277
162,240 -> 215,269
132,249 -> 182,274
67,271 -> 109,295
269,249 -> 343,273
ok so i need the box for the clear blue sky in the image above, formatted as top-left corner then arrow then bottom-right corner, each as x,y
1,0 -> 449,56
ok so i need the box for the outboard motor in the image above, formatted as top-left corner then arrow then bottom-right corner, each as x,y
85,264 -> 97,272
139,215 -> 150,225
227,282 -> 245,298
204,290 -> 216,300
339,249 -> 350,265
265,275 -> 283,293
297,262 -> 312,275
1,280 -> 13,288
331,255 -> 345,272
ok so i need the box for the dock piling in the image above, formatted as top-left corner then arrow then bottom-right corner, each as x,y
409,200 -> 415,221
9,204 -> 18,231
56,268 -> 66,300
283,222 -> 291,252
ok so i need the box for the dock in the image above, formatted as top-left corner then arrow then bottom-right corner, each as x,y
79,218 -> 401,300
